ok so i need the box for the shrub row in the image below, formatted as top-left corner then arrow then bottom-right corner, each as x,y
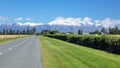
46,35 -> 120,54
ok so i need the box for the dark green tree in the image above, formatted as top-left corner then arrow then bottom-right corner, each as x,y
94,30 -> 100,34
9,29 -> 13,34
3,28 -> 8,34
23,30 -> 26,34
12,30 -> 15,34
3,29 -> 5,34
115,26 -> 119,34
50,30 -> 59,35
68,32 -> 74,34
26,27 -> 30,35
90,30 -> 100,34
16,29 -> 20,34
101,27 -> 106,34
109,26 -> 119,34
31,27 -> 36,34
78,29 -> 83,35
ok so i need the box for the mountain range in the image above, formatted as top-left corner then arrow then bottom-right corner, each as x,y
0,23 -> 102,34
1,17 -> 120,33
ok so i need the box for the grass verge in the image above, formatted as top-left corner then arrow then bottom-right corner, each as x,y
39,36 -> 120,68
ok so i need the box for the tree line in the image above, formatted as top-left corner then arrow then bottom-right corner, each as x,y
0,27 -> 36,35
40,26 -> 120,35
78,26 -> 120,35
40,30 -> 59,35
40,30 -> 75,35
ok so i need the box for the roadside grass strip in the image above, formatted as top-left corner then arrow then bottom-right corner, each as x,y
40,36 -> 120,68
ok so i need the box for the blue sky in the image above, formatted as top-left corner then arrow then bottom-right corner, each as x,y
0,0 -> 120,24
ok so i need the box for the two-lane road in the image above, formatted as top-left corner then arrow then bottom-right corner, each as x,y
0,36 -> 42,68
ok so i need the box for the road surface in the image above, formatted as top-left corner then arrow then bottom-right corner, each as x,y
0,36 -> 42,68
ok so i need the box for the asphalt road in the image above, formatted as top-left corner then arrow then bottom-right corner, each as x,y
0,36 -> 42,68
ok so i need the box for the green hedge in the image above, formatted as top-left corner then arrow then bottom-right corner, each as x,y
46,35 -> 120,54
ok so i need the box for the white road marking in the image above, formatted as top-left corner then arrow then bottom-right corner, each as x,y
0,52 -> 3,55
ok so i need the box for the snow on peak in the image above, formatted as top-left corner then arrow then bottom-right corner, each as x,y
15,22 -> 43,26
48,17 -> 120,28
48,17 -> 95,26
48,17 -> 81,26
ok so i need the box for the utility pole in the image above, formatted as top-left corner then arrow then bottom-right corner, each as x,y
18,24 -> 20,37
5,17 -> 8,40
0,17 -> 1,35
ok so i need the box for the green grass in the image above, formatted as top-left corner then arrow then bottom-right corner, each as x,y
39,36 -> 120,68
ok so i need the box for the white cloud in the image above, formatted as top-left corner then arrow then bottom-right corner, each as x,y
48,17 -> 120,28
24,22 -> 43,26
100,18 -> 120,28
83,17 -> 94,26
83,17 -> 91,22
48,17 -> 94,26
48,17 -> 82,26
17,22 -> 43,26
94,20 -> 101,27
26,18 -> 31,21
2,16 -> 120,29
14,17 -> 23,21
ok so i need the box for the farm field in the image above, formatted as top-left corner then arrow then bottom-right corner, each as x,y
0,35 -> 27,44
40,36 -> 120,68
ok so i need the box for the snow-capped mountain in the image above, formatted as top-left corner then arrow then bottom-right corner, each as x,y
0,23 -> 102,33
1,17 -> 120,33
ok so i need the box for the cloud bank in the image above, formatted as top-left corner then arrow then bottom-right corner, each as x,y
48,17 -> 120,28
17,22 -> 43,26
1,16 -> 120,28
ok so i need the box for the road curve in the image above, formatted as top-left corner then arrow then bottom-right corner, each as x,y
0,36 -> 42,68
